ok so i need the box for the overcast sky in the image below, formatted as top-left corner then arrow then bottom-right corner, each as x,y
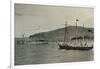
15,3 -> 94,37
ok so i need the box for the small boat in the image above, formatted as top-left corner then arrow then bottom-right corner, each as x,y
35,40 -> 48,44
58,19 -> 93,50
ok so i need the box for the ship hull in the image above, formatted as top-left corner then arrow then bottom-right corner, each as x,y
58,44 -> 93,50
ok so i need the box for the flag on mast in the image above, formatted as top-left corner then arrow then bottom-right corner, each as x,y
76,19 -> 79,21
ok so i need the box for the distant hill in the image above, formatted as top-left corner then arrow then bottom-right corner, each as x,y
29,26 -> 94,42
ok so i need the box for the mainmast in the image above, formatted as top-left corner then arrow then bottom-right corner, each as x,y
75,19 -> 79,46
64,20 -> 68,44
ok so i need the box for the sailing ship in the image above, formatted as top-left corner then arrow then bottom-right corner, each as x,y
58,19 -> 93,50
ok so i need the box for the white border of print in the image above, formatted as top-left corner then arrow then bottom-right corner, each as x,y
10,0 -> 96,69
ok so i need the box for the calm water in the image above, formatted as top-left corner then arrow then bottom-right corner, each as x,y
15,43 -> 93,65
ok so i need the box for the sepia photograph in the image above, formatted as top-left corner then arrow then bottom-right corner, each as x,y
14,3 -> 94,65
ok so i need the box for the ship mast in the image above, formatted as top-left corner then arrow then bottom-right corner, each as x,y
22,33 -> 25,44
38,25 -> 40,40
64,20 -> 68,44
83,24 -> 84,41
22,33 -> 25,38
82,24 -> 87,47
75,19 -> 79,46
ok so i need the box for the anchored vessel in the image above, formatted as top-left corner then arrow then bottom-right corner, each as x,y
58,19 -> 93,50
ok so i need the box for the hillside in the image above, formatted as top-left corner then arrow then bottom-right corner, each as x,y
29,26 -> 94,42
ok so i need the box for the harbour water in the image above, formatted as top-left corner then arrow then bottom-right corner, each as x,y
15,43 -> 93,65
